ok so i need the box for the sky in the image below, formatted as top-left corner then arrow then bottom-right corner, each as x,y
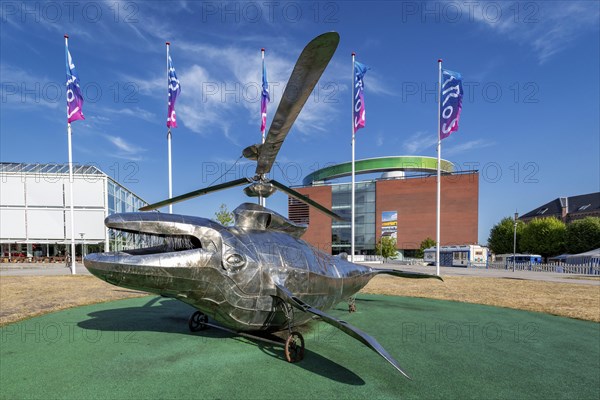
1,0 -> 599,245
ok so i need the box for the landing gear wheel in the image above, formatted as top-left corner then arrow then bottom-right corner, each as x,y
284,331 -> 305,363
188,311 -> 208,332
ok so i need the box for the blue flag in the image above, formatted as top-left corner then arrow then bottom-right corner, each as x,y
353,61 -> 368,132
439,69 -> 463,140
261,53 -> 269,135
167,49 -> 181,128
65,40 -> 85,123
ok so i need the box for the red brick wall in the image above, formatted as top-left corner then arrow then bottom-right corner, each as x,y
376,172 -> 478,249
289,172 -> 479,253
293,185 -> 332,254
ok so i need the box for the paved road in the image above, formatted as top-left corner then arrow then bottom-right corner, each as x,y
0,262 -> 91,276
1,261 -> 598,285
372,262 -> 600,285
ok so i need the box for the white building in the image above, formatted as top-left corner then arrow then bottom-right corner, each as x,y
0,163 -> 146,261
424,245 -> 489,267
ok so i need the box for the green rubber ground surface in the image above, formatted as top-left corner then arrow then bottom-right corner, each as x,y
1,295 -> 599,399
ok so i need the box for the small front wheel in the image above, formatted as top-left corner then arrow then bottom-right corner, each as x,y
284,331 -> 305,363
188,311 -> 208,332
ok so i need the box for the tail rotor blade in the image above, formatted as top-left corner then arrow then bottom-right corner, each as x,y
256,32 -> 339,175
270,180 -> 345,221
139,178 -> 251,211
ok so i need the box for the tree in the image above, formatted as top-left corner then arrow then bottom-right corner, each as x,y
416,237 -> 436,258
375,236 -> 398,261
487,217 -> 525,255
214,203 -> 234,226
566,217 -> 600,254
520,217 -> 566,258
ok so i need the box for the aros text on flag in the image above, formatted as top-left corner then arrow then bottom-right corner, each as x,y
353,61 -> 368,132
261,56 -> 269,135
65,44 -> 85,123
167,53 -> 181,128
439,69 -> 463,140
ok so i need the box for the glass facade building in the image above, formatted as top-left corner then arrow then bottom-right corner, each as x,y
0,162 -> 147,260
331,182 -> 376,254
107,179 -> 148,251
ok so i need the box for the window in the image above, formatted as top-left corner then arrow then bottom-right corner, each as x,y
578,204 -> 591,211
536,208 -> 548,215
288,198 -> 309,224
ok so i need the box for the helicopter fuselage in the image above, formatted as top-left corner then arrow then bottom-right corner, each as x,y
84,204 -> 375,331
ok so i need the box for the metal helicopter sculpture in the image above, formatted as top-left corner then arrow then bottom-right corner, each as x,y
84,32 -> 442,379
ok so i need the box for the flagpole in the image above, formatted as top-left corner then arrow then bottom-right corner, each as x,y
261,48 -> 266,145
65,34 -> 76,275
351,52 -> 356,263
436,59 -> 442,277
167,128 -> 172,213
166,42 -> 173,214
259,48 -> 266,208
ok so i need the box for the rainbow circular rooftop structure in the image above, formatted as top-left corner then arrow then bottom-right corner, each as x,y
302,156 -> 454,186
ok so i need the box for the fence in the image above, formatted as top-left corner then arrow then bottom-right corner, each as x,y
351,255 -> 384,263
1,255 -> 83,264
482,262 -> 600,275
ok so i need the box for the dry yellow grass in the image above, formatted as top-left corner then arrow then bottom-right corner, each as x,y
1,275 -> 599,326
362,275 -> 600,322
562,276 -> 600,281
0,276 -> 146,326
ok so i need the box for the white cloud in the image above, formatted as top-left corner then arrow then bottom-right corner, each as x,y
365,71 -> 396,97
112,107 -> 156,122
119,74 -> 164,98
403,131 -> 437,153
471,1 -> 599,64
105,135 -> 146,160
444,139 -> 495,156
0,63 -> 61,110
403,131 -> 494,157
171,40 -> 345,141
175,64 -> 237,140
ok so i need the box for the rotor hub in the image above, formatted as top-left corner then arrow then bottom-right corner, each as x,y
244,182 -> 277,198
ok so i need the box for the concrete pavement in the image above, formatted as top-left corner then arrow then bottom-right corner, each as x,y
0,262 -> 91,276
1,261 -> 598,285
372,262 -> 600,285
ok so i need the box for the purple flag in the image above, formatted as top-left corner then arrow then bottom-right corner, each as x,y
65,41 -> 84,123
260,52 -> 269,137
439,69 -> 463,140
167,49 -> 181,128
353,61 -> 368,132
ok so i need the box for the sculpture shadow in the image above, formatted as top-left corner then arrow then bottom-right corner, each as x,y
78,297 -> 224,336
77,297 -> 365,385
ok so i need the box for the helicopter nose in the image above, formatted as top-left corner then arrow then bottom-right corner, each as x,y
84,252 -> 123,284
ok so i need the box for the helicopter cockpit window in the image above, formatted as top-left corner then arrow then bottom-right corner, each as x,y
279,245 -> 308,270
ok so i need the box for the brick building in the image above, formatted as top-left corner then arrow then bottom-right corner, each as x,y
519,192 -> 600,223
288,156 -> 479,257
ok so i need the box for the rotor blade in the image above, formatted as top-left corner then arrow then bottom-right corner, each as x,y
274,284 -> 411,379
139,178 -> 251,211
270,180 -> 345,221
256,32 -> 340,175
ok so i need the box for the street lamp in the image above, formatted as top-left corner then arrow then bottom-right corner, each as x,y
512,212 -> 518,272
79,233 -> 85,258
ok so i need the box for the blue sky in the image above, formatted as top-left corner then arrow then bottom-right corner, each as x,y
1,1 -> 599,244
